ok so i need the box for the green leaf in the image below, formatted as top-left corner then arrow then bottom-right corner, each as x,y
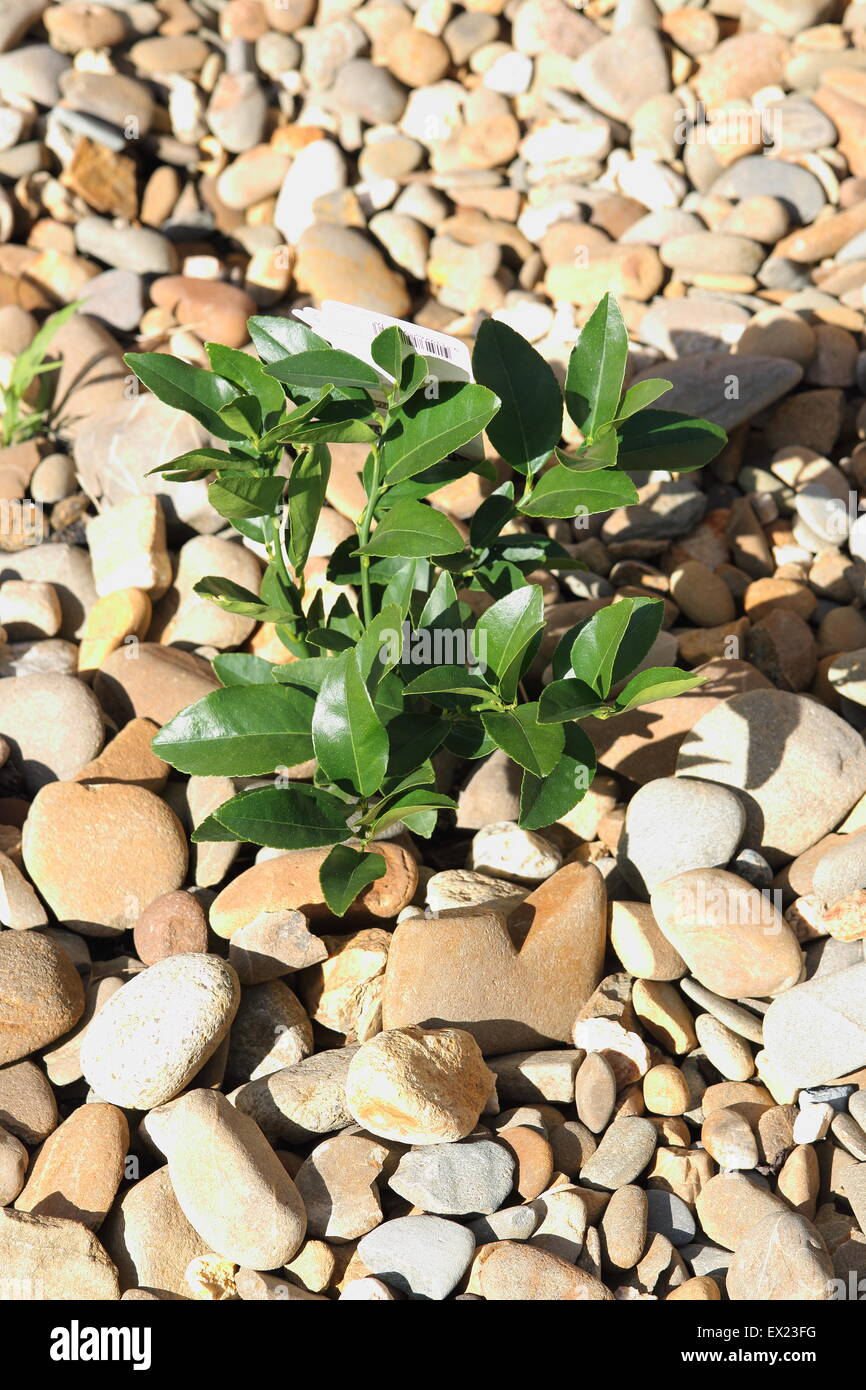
212,784 -> 352,849
146,447 -> 257,479
124,353 -> 243,440
272,655 -> 336,693
519,723 -> 597,831
394,352 -> 429,406
11,300 -> 80,393
356,604 -> 404,684
615,666 -> 706,712
212,653 -> 275,686
205,343 -> 285,421
247,315 -> 328,363
258,387 -> 334,451
360,500 -> 464,558
286,443 -> 330,574
538,677 -> 604,723
152,684 -> 315,775
614,377 -> 672,422
371,325 -> 409,382
380,382 -> 499,485
319,843 -> 387,916
189,810 -> 246,844
569,602 -> 633,698
193,576 -> 290,621
385,712 -> 450,779
617,409 -> 727,472
444,717 -> 496,760
475,585 -> 544,700
404,666 -> 493,698
518,464 -> 638,519
470,482 -> 514,549
208,473 -> 284,520
288,417 -> 377,445
266,349 -> 381,393
609,596 -> 665,686
371,789 -> 455,837
481,702 -> 564,777
564,292 -> 628,438
312,648 -> 388,796
472,317 -> 561,475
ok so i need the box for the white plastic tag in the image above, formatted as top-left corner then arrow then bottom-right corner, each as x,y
293,300 -> 473,384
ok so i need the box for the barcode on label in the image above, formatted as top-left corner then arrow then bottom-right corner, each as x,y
370,322 -> 456,362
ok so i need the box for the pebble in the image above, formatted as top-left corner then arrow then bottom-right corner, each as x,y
650,869 -> 803,999
0,1208 -> 119,1300
0,672 -> 103,793
470,821 -> 561,883
295,1133 -> 387,1242
164,1089 -> 306,1271
80,954 -> 239,1109
389,1138 -> 515,1216
478,1240 -> 612,1300
23,781 -> 188,936
14,1103 -> 127,1229
762,961 -> 866,1089
0,931 -> 84,1065
727,1211 -> 834,1301
358,1215 -> 475,1300
695,1014 -> 755,1082
345,1026 -> 495,1144
580,1117 -> 658,1192
609,902 -> 687,982
574,1052 -> 617,1135
618,777 -> 746,894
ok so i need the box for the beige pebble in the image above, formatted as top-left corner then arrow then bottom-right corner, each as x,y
695,1012 -> 755,1081
632,979 -> 697,1055
701,1106 -> 760,1170
643,1064 -> 692,1117
609,901 -> 687,981
345,1026 -> 495,1144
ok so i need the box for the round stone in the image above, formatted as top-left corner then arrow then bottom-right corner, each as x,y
0,673 -> 104,793
133,890 -> 209,965
389,1138 -> 515,1216
618,777 -> 746,894
345,1026 -> 495,1144
0,932 -> 85,1066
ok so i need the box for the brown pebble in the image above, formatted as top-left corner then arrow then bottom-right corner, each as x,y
134,890 -> 209,965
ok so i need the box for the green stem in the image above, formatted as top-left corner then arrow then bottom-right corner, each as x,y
357,440 -> 382,627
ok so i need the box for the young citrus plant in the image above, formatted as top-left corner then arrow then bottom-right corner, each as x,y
126,293 -> 726,914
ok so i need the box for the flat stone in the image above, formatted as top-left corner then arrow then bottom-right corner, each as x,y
675,690 -> 866,864
478,1240 -> 612,1300
619,777 -> 746,895
711,156 -> 826,224
0,673 -> 103,794
574,1051 -> 617,1134
695,1173 -> 787,1251
14,1102 -> 127,1229
357,1215 -> 475,1300
81,954 -> 239,1109
571,26 -> 669,122
228,910 -> 327,984
295,1132 -> 387,1241
0,1060 -> 58,1145
100,1164 -> 208,1297
650,869 -> 802,999
226,979 -> 311,1083
382,862 -> 607,1054
390,1138 -> 515,1216
762,962 -> 866,1089
0,1208 -> 118,1300
293,222 -> 410,318
231,1047 -> 356,1145
629,355 -> 803,431
727,1210 -> 834,1300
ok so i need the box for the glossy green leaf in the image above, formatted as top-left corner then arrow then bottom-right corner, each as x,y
371,325 -> 408,382
319,843 -> 387,916
205,342 -> 285,421
286,443 -> 330,574
537,676 -> 605,724
519,723 -> 598,831
247,315 -> 328,364
470,482 -> 514,549
517,464 -> 638,519
212,653 -> 275,686
192,576 -> 291,621
481,702 -> 564,777
272,655 -> 337,693
404,666 -> 492,698
472,317 -> 561,475
564,292 -> 628,438
615,665 -> 706,711
208,472 -> 284,520
380,382 -> 499,484
609,596 -> 664,686
614,377 -> 672,422
146,448 -> 255,479
211,783 -> 351,849
617,409 -> 727,472
569,602 -> 633,698
266,349 -> 381,393
475,585 -> 544,699
371,789 -> 455,837
360,500 -> 464,558
124,353 -> 243,440
312,648 -> 388,796
152,684 -> 315,775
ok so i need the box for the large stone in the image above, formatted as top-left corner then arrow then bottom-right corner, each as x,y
762,962 -> 866,1089
0,673 -> 103,793
382,862 -> 607,1054
650,869 -> 803,999
230,1047 -> 356,1144
101,1165 -> 209,1297
726,1210 -> 834,1300
73,394 -> 219,533
582,659 -> 772,785
629,355 -> 803,431
51,314 -> 127,444
294,223 -> 410,317
0,544 -> 97,640
0,1208 -> 119,1300
571,26 -> 669,122
23,781 -> 188,936
345,1026 -> 495,1144
675,690 -> 866,864
478,1240 -> 612,1300
93,643 -> 220,728
14,1103 -> 128,1230
356,1215 -> 475,1300
80,954 -> 239,1108
0,932 -> 84,1065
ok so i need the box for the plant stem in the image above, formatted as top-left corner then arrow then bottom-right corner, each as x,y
357,440 -> 382,627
